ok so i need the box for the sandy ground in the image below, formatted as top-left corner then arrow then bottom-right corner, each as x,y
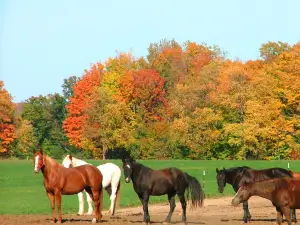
0,196 -> 292,225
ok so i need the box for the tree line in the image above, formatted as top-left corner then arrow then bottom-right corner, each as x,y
1,40 -> 299,160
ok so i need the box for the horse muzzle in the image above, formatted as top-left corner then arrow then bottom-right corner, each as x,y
125,177 -> 130,183
218,187 -> 224,193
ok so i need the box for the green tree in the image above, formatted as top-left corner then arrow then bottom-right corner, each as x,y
62,76 -> 80,101
15,120 -> 38,158
259,41 -> 291,62
84,88 -> 137,159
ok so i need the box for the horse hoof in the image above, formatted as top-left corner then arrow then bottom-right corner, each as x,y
57,221 -> 62,224
86,212 -> 93,216
77,213 -> 84,216
163,222 -> 170,225
92,218 -> 97,223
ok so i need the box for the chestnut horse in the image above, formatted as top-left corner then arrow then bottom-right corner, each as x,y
62,154 -> 121,216
33,149 -> 103,223
289,170 -> 300,180
232,177 -> 300,225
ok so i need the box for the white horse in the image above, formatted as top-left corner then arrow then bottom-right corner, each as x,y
62,155 -> 121,216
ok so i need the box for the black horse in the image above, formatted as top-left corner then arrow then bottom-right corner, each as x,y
122,158 -> 204,224
216,166 -> 296,223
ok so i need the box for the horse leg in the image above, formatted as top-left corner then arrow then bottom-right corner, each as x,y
291,209 -> 297,223
55,191 -> 62,223
77,192 -> 85,215
105,185 -> 112,215
242,201 -> 251,223
275,206 -> 283,225
164,193 -> 176,224
86,191 -> 94,215
177,192 -> 187,223
109,183 -> 119,216
47,192 -> 56,223
87,186 -> 103,223
281,206 -> 292,225
141,192 -> 150,225
112,182 -> 121,216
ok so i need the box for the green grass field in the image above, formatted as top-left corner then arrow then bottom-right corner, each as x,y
1,159 -> 300,215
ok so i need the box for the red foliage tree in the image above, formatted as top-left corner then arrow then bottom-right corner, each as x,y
0,81 -> 16,153
63,63 -> 103,148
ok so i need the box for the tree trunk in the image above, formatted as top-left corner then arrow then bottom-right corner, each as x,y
102,144 -> 107,160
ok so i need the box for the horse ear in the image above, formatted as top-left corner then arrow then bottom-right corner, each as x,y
40,149 -> 43,154
216,168 -> 219,173
69,155 -> 72,160
121,158 -> 125,163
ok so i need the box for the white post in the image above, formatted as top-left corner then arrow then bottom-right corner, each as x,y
203,170 -> 206,190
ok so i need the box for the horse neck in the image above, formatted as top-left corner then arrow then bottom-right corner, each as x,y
42,155 -> 60,178
72,157 -> 88,166
225,169 -> 240,186
131,163 -> 144,183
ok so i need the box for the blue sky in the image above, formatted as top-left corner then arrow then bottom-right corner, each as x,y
1,0 -> 299,102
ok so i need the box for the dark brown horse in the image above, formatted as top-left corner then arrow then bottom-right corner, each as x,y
231,177 -> 300,225
122,158 -> 204,225
33,149 -> 103,223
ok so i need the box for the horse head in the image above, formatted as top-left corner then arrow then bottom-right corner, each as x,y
231,183 -> 252,206
62,154 -> 73,168
216,167 -> 227,193
122,158 -> 136,183
33,149 -> 45,173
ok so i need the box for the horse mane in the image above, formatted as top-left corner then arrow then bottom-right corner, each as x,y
223,166 -> 250,174
131,161 -> 153,172
44,155 -> 61,169
273,167 -> 293,178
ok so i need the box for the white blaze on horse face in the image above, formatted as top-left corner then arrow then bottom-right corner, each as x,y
34,155 -> 40,173
125,164 -> 131,182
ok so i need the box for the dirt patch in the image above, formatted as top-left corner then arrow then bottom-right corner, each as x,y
0,196 -> 288,225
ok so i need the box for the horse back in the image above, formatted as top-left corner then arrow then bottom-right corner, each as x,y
60,165 -> 102,193
75,164 -> 103,185
247,167 -> 292,182
135,167 -> 185,196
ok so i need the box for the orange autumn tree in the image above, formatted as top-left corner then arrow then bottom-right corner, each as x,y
118,69 -> 167,121
0,81 -> 16,154
265,42 -> 300,158
148,39 -> 185,90
63,63 -> 103,150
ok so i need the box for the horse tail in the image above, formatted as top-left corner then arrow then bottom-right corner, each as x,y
99,183 -> 104,218
184,172 -> 205,208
